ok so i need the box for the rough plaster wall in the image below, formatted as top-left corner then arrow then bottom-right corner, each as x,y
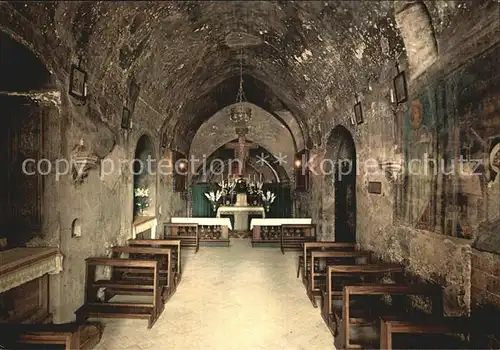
306,2 -> 500,318
190,102 -> 296,179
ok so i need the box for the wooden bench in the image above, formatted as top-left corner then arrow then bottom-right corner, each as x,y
127,239 -> 182,285
163,223 -> 199,253
75,258 -> 163,329
307,250 -> 370,307
336,283 -> 444,349
110,246 -> 175,302
280,224 -> 316,254
380,316 -> 470,349
0,322 -> 102,350
298,242 -> 359,279
321,264 -> 404,336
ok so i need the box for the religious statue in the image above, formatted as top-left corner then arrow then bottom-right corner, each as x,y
406,99 -> 434,226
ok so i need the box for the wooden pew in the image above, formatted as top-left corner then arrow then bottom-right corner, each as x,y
280,224 -> 316,254
0,322 -> 102,350
110,246 -> 175,302
307,250 -> 370,307
321,264 -> 404,336
163,223 -> 199,253
75,258 -> 163,329
127,239 -> 182,285
380,316 -> 470,349
298,242 -> 359,280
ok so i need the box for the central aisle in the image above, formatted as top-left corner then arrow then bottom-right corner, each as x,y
96,239 -> 333,349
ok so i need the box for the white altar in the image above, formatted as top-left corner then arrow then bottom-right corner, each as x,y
216,192 -> 265,231
216,206 -> 265,231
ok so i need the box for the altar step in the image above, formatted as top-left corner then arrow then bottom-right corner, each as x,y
199,239 -> 230,247
229,231 -> 252,239
251,239 -> 280,248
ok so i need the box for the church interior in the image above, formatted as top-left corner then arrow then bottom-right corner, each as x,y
0,1 -> 500,349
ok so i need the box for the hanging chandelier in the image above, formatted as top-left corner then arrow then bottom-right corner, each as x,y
229,50 -> 251,124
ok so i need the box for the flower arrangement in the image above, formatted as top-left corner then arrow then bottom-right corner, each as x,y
261,190 -> 276,212
204,190 -> 223,211
134,187 -> 149,214
218,179 -> 236,196
246,181 -> 263,195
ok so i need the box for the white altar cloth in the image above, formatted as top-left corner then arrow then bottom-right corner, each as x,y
250,218 -> 312,229
171,217 -> 232,230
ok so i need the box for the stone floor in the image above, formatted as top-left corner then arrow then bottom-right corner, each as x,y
94,239 -> 334,349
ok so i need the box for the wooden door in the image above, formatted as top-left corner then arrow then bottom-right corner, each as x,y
1,97 -> 43,244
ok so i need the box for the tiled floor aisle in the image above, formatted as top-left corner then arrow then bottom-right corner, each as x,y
95,239 -> 334,349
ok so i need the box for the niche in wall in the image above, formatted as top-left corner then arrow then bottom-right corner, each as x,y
133,135 -> 156,218
71,219 -> 81,238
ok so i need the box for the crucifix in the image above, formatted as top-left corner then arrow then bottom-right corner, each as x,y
225,127 -> 258,177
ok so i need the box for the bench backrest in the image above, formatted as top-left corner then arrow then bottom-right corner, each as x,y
342,283 -> 443,348
325,264 -> 404,314
309,250 -> 370,291
84,258 -> 160,308
127,239 -> 181,275
110,246 -> 173,287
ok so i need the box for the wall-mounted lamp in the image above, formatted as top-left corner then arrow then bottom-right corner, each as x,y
353,94 -> 364,125
178,160 -> 187,170
294,159 -> 302,168
71,139 -> 98,183
393,62 -> 408,105
69,60 -> 88,102
121,107 -> 132,130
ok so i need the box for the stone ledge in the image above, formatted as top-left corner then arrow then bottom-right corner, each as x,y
0,247 -> 63,294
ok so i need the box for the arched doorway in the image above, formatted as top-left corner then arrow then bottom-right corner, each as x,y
326,125 -> 357,243
132,135 -> 156,218
0,30 -> 56,247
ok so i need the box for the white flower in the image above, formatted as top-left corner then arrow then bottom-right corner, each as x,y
261,190 -> 275,204
134,187 -> 149,198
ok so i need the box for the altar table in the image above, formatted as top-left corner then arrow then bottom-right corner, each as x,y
216,206 -> 265,231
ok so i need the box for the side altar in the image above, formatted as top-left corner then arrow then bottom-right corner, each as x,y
216,193 -> 265,231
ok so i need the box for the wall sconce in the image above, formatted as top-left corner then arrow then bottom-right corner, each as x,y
177,160 -> 187,171
378,159 -> 404,183
294,159 -> 302,168
69,61 -> 88,101
161,133 -> 168,148
71,139 -> 98,183
353,94 -> 364,125
121,107 -> 132,130
393,62 -> 408,105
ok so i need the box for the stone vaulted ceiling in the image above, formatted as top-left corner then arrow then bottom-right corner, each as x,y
1,1 -> 415,144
